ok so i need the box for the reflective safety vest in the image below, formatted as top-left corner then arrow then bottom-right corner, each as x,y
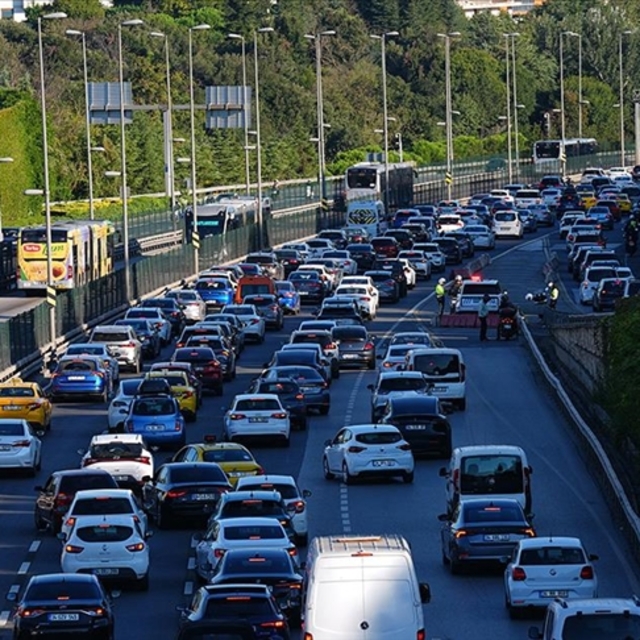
435,284 -> 446,298
550,286 -> 559,301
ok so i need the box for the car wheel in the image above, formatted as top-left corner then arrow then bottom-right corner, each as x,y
441,547 -> 450,566
322,456 -> 334,480
34,511 -> 47,532
450,557 -> 462,575
332,366 -> 340,380
185,412 -> 197,423
342,463 -> 354,485
402,471 -> 414,484
367,359 -> 376,370
319,405 -> 330,416
136,573 -> 149,592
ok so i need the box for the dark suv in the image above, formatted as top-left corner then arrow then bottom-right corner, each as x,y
246,377 -> 307,430
372,259 -> 408,297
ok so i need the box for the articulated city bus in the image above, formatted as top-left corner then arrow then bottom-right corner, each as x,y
345,161 -> 415,209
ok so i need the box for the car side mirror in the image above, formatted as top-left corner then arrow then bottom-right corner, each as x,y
366,384 -> 374,391
324,439 -> 332,447
77,448 -> 86,456
528,628 -> 542,640
437,514 -> 449,522
298,561 -> 307,571
145,531 -> 154,539
302,489 -> 312,498
35,429 -> 45,438
527,512 -> 535,521
57,532 -> 67,541
141,475 -> 152,483
108,590 -> 121,600
419,583 -> 431,604
438,467 -> 449,477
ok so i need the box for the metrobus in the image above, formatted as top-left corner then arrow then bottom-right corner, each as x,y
532,138 -> 597,165
345,162 -> 415,209
195,204 -> 239,239
17,219 -> 116,291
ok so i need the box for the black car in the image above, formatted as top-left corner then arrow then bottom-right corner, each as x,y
433,237 -> 462,264
244,253 -> 285,281
260,366 -> 330,415
34,469 -> 119,534
139,297 -> 186,336
142,462 -> 232,529
273,249 -> 304,277
439,499 -> 536,574
10,573 -> 115,640
317,228 -> 348,249
364,270 -> 400,303
288,270 -> 327,303
210,549 -> 303,626
178,584 -> 290,640
289,330 -> 340,379
246,377 -> 308,430
315,301 -> 364,325
243,294 -> 285,330
383,229 -> 414,250
346,243 -> 376,272
444,232 -> 475,258
331,325 -> 376,370
171,347 -> 224,394
380,395 -> 452,458
115,318 -> 161,359
371,259 -> 408,296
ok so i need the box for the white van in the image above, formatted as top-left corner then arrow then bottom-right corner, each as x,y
439,444 -> 533,515
303,534 -> 430,640
493,210 -> 523,238
404,347 -> 466,410
346,200 -> 386,238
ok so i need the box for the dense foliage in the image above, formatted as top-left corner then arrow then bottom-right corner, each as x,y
0,0 -> 639,220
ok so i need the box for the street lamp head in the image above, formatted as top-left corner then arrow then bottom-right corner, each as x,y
43,12 -> 67,20
65,29 -> 82,36
304,34 -> 315,40
579,99 -> 591,105
309,136 -> 320,142
191,24 -> 211,32
121,19 -> 144,27
176,158 -> 191,164
322,123 -> 331,129
385,31 -> 399,37
516,103 -> 525,109
227,33 -> 243,40
622,29 -> 634,36
374,129 -> 384,134
436,121 -> 446,126
448,31 -> 461,37
90,146 -> 106,152
552,108 -> 562,113
149,31 -> 166,38
104,170 -> 122,177
243,145 -> 256,151
498,115 -> 508,121
0,157 -> 14,163
451,110 -> 461,115
173,137 -> 186,143
24,189 -> 44,195
563,31 -> 579,37
321,30 -> 337,36
258,27 -> 274,34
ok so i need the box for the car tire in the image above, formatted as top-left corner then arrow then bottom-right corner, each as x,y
185,412 -> 197,423
450,557 -> 462,575
322,457 -> 334,480
342,463 -> 354,485
441,547 -> 450,566
332,366 -> 340,380
281,437 -> 290,448
296,533 -> 309,547
367,359 -> 375,370
402,471 -> 414,484
319,405 -> 330,416
136,573 -> 149,592
34,511 -> 47,532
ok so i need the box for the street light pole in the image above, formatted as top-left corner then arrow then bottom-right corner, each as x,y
0,157 -> 14,242
503,36 -> 513,183
38,12 -> 66,343
227,34 -> 251,195
619,30 -> 633,167
577,34 -> 583,138
371,31 -> 399,209
505,33 -> 520,178
118,19 -> 144,302
188,23 -> 211,274
559,32 -> 567,174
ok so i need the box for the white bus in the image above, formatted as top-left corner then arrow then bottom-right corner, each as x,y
532,138 -> 597,165
345,161 -> 415,209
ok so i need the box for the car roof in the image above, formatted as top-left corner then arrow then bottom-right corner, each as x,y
378,371 -> 425,380
233,393 -> 281,401
220,517 -> 286,528
222,490 -> 282,502
342,423 -> 402,434
516,536 -> 584,549
455,444 -> 526,455
89,434 -> 145,445
73,488 -> 135,499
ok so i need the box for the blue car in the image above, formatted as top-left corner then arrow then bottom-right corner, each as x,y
194,278 -> 235,310
123,394 -> 186,448
49,356 -> 111,402
275,280 -> 301,315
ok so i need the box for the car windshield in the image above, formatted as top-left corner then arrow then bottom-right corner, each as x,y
355,431 -> 402,445
460,455 -> 524,494
221,500 -> 284,517
204,597 -> 273,618
202,449 -> 254,463
0,422 -> 24,436
26,581 -> 102,601
234,399 -> 281,411
89,443 -> 143,459
170,466 -> 227,483
76,525 -> 134,543
463,504 -> 523,522
0,387 -> 35,397
519,546 -> 586,565
72,497 -> 133,516
132,399 -> 174,416
224,525 -> 286,540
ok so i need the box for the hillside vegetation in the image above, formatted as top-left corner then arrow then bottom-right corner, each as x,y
0,0 -> 639,221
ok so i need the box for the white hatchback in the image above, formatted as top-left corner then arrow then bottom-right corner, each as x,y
223,394 -> 290,446
220,304 -> 266,343
0,419 -> 41,475
322,424 -> 415,484
334,284 -> 379,319
60,514 -> 150,589
579,266 -> 617,304
504,536 -> 598,617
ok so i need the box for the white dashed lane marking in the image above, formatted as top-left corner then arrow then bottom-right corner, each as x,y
17,562 -> 30,575
0,610 -> 10,627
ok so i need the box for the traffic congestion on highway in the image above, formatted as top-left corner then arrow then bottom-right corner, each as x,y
1,163 -> 640,639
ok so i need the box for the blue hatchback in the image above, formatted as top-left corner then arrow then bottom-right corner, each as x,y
194,278 -> 235,310
49,356 -> 110,402
275,280 -> 301,315
123,394 -> 186,448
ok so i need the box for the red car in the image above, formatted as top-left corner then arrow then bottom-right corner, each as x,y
371,236 -> 400,258
171,347 -> 223,395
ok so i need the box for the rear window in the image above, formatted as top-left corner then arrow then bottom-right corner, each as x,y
412,354 -> 459,376
205,596 -> 273,618
59,474 -> 118,493
174,349 -> 214,362
495,212 -> 516,222
142,299 -> 172,309
516,190 -> 539,198
290,272 -> 319,281
0,387 -> 35,397
91,331 -> 129,342
223,554 -> 291,574
89,442 -> 143,459
378,377 -> 427,392
332,327 -> 367,341
0,422 -> 24,435
127,310 -> 156,318
72,497 -> 133,516
240,285 -> 271,296
239,483 -> 297,499
292,333 -> 331,347
460,454 -> 524,494
562,614 -> 640,638
235,399 -> 281,411
221,500 -> 284,518
132,398 -> 175,415
355,431 -> 402,445
586,268 -> 615,282
26,580 -> 102,601
371,238 -> 395,246
519,546 -> 585,565
258,382 -> 297,395
76,525 -> 134,543
170,466 -> 227,483
463,503 -> 523,522
196,280 -> 228,290
202,449 -> 254,463
224,525 -> 286,541
59,360 -> 97,372
461,283 -> 502,295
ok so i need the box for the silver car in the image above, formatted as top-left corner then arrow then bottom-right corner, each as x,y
89,325 -> 142,373
164,289 -> 207,323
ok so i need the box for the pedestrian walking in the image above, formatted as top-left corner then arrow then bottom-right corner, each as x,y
478,293 -> 490,341
547,281 -> 559,309
435,278 -> 446,317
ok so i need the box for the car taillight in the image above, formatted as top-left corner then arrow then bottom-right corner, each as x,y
460,363 -> 466,382
83,607 -> 106,617
125,421 -> 134,432
135,456 -> 151,465
12,440 -> 31,447
18,607 -> 46,618
55,492 -> 72,508
261,621 -> 286,629
348,446 -> 366,453
383,361 -> 393,368
125,341 -> 137,347
288,547 -> 298,557
291,500 -> 305,513
126,542 -> 145,552
271,412 -> 287,419
417,631 -> 426,640
166,489 -> 187,499
204,360 -> 220,371
385,279 -> 395,286
176,342 -> 185,348
214,548 -> 226,558
82,458 -> 98,466
511,566 -> 527,581
229,413 -> 246,420
364,342 -> 375,350
64,544 -> 84,554
251,318 -> 260,324
304,634 -> 313,640
521,527 -> 536,537
397,443 -> 412,451
174,421 -> 182,431
181,390 -> 194,399
65,517 -> 76,528
580,565 -> 594,579
454,529 -> 468,539
324,342 -> 337,350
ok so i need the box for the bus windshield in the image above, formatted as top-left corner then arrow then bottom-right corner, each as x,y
21,229 -> 68,244
347,167 -> 377,190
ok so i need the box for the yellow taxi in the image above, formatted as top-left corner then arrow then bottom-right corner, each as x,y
580,192 -> 597,210
172,438 -> 263,487
146,370 -> 198,422
0,377 -> 52,432
615,193 -> 632,214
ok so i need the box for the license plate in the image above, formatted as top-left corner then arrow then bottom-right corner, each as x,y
299,291 -> 309,295
342,353 -> 359,359
3,405 -> 21,411
484,534 -> 510,542
113,475 -> 130,481
94,568 -> 119,576
192,494 -> 217,501
372,460 -> 394,467
146,424 -> 165,431
49,613 -> 79,621
433,386 -> 448,392
227,471 -> 246,477
541,590 -> 568,598
249,417 -> 268,423
0,445 -> 11,451
405,425 -> 427,430
68,376 -> 86,381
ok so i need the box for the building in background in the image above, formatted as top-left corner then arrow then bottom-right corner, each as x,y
0,0 -> 112,21
457,0 -> 547,18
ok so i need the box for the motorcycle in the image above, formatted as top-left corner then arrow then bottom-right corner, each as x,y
525,291 -> 548,305
497,314 -> 518,340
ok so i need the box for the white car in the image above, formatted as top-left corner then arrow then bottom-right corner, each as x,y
504,536 -> 598,617
493,211 -> 524,238
413,242 -> 446,272
107,378 -> 143,433
398,259 -> 417,289
321,250 -> 357,275
437,214 -> 465,234
490,188 -> 515,205
541,188 -> 563,209
235,474 -> 312,545
61,488 -> 149,540
608,166 -> 631,179
124,308 -> 172,345
322,423 -> 415,484
64,343 -> 120,384
281,242 -> 312,260
79,433 -> 154,484
558,213 -> 583,239
194,516 -> 296,581
397,250 -> 431,279
306,238 -> 335,257
164,289 -> 207,323
220,304 -> 266,343
463,225 -> 496,250
298,263 -> 339,289
379,343 -> 419,370
579,266 -> 617,305
60,514 -> 150,589
223,394 -> 290,446
334,284 -> 379,319
0,419 -> 41,475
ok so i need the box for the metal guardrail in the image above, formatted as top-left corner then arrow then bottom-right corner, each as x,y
112,230 -> 183,262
